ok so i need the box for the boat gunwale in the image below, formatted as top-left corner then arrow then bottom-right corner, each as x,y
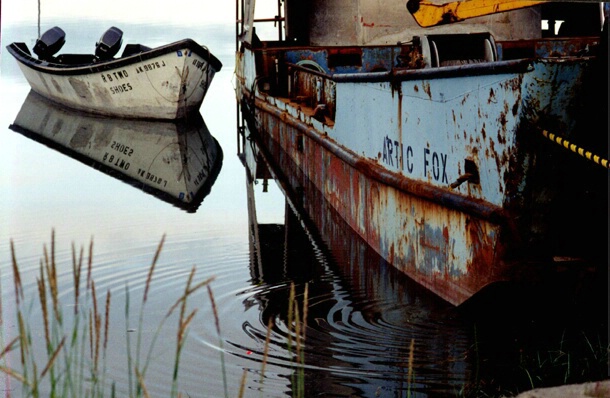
6,38 -> 223,76
286,55 -> 597,83
242,33 -> 599,83
332,58 -> 534,82
240,93 -> 509,226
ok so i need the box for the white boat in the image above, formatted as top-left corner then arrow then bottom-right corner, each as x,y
7,26 -> 223,120
10,90 -> 223,212
235,0 -> 608,305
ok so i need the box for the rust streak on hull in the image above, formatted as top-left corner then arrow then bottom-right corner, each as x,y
242,96 -> 515,305
250,94 -> 508,223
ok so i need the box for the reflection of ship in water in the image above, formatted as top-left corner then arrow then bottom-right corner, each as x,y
239,119 -> 607,397
240,126 -> 470,397
9,90 -> 223,212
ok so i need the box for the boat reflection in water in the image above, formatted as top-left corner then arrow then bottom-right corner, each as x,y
238,115 -> 606,397
9,91 -> 223,212
240,125 -> 470,396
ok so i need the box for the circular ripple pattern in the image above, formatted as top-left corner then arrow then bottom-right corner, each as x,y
208,273 -> 470,398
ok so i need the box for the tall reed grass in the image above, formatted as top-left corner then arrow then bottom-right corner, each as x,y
0,230 -> 216,397
4,231 -> 605,398
237,282 -> 309,398
1,231 -> 315,398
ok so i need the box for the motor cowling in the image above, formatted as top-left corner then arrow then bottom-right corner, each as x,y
33,26 -> 66,61
96,27 -> 123,60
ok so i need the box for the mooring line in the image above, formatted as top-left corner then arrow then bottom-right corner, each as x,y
541,130 -> 609,169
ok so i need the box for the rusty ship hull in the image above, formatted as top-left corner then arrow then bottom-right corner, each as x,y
235,0 -> 607,305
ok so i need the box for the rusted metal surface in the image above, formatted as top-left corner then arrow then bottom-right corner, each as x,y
235,0 -> 606,305
250,94 -> 508,222
241,94 -> 513,305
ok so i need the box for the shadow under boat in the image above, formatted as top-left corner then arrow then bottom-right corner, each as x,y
9,90 -> 223,213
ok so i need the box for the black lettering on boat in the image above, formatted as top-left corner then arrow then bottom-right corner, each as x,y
144,172 -> 166,186
102,152 -> 130,170
424,148 -> 449,182
383,136 -> 393,166
440,153 -> 448,183
109,83 -> 133,95
382,136 -> 416,174
140,61 -> 167,72
394,140 -> 403,170
405,146 -> 414,173
192,59 -> 208,71
432,152 -> 440,181
114,157 -> 130,170
110,141 -> 134,156
424,148 -> 430,178
102,70 -> 129,83
111,70 -> 128,80
194,167 -> 209,186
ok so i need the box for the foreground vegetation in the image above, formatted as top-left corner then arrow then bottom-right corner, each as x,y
2,231 -> 217,397
1,231 -> 310,398
1,231 -> 606,397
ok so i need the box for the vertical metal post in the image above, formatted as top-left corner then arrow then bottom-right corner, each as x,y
235,0 -> 241,52
38,0 -> 41,37
277,0 -> 283,41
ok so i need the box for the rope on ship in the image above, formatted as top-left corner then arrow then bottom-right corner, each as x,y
541,130 -> 609,169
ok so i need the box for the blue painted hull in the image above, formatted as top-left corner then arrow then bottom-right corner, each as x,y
235,5 -> 607,304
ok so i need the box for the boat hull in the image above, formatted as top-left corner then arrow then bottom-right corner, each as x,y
10,90 -> 223,212
236,39 -> 606,305
7,39 -> 222,120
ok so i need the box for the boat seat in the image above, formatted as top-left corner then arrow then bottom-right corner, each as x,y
55,54 -> 98,65
121,44 -> 152,57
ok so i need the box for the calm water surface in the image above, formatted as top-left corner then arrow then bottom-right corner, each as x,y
1,17 -> 607,398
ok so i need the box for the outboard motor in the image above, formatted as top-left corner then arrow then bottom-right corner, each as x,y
33,26 -> 66,61
95,27 -> 123,60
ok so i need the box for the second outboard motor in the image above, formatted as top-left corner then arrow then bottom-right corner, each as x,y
95,27 -> 123,60
33,26 -> 66,61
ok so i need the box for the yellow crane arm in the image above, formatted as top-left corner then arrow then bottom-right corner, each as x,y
406,0 -> 546,27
